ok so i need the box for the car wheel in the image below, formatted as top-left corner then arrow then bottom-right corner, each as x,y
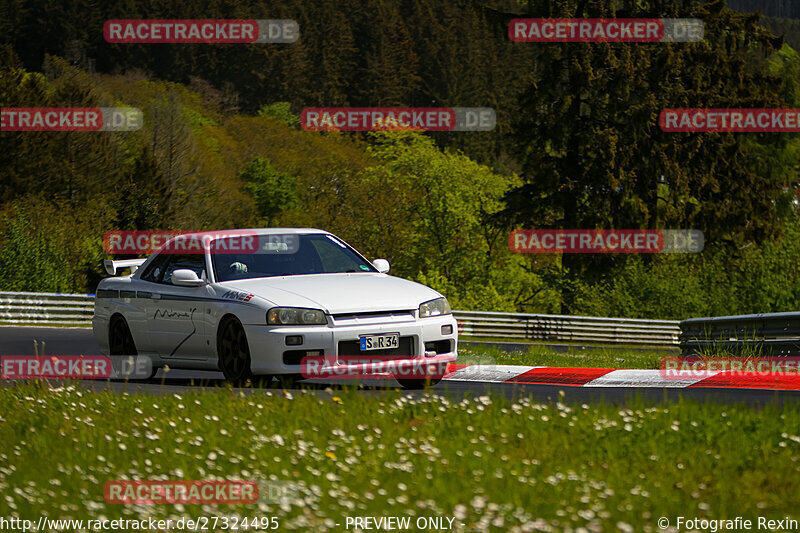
109,315 -> 137,357
218,317 -> 255,384
396,377 -> 442,390
109,316 -> 157,381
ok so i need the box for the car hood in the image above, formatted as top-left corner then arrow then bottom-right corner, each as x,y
218,273 -> 442,314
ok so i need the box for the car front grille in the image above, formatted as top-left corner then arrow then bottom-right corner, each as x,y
330,310 -> 415,326
338,336 -> 416,357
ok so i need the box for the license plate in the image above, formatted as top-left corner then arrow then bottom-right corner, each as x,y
360,333 -> 400,351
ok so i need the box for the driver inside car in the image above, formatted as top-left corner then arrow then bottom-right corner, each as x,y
228,261 -> 249,278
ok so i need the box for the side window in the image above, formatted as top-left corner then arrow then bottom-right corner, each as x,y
161,254 -> 207,285
139,254 -> 169,283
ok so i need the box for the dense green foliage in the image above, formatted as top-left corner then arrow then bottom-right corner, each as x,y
0,0 -> 799,318
572,222 -> 800,318
239,157 -> 299,226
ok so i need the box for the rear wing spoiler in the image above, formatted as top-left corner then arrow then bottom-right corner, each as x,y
104,258 -> 147,276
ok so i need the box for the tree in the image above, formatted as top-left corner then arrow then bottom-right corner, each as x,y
507,0 -> 797,294
257,102 -> 300,129
345,132 -> 555,311
239,157 -> 299,225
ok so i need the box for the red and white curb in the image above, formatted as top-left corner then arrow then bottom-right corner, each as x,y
442,365 -> 800,391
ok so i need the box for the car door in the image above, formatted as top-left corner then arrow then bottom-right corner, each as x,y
131,252 -> 171,356
145,253 -> 209,359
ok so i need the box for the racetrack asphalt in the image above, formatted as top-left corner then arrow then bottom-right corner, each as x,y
2,326 -> 799,406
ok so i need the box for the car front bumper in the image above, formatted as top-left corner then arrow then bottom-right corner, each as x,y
243,313 -> 458,376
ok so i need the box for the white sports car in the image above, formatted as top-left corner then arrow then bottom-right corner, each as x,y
93,228 -> 458,388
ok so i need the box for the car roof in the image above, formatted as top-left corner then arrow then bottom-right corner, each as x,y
174,228 -> 331,239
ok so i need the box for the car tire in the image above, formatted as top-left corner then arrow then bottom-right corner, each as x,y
109,315 -> 137,357
109,316 -> 157,381
396,377 -> 442,390
217,317 -> 256,384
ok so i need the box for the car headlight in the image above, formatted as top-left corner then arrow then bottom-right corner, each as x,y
418,297 -> 451,318
267,307 -> 327,325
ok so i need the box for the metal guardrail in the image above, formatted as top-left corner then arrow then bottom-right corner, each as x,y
0,292 -> 95,326
0,292 -> 682,347
5,291 -> 797,353
454,310 -> 680,347
680,313 -> 800,356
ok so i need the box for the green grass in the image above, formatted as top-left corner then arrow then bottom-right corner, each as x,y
459,343 -> 667,369
1,384 -> 799,531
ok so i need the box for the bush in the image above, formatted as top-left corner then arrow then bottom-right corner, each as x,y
0,204 -> 73,292
571,218 -> 800,319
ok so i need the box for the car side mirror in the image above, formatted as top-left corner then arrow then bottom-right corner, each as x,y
373,259 -> 390,274
172,269 -> 205,287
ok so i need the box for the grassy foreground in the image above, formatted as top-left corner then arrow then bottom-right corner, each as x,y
459,343 -> 667,369
1,384 -> 799,532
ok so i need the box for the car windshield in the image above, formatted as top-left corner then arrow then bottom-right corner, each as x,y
211,233 -> 377,282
